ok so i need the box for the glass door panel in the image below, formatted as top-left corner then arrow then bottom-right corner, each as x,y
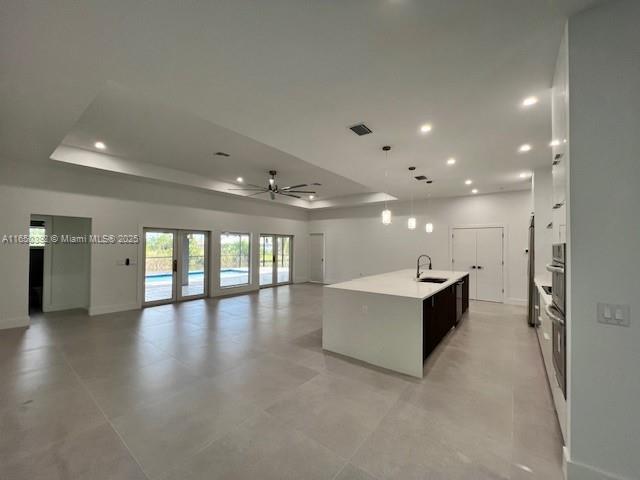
144,230 -> 176,305
259,235 -> 275,286
179,231 -> 208,299
276,236 -> 292,284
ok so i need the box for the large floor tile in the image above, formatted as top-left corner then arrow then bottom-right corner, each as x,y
84,357 -> 203,418
162,411 -> 345,480
111,379 -> 260,479
0,385 -> 105,463
2,423 -> 147,480
351,401 -> 512,480
267,373 -> 396,457
210,353 -> 319,408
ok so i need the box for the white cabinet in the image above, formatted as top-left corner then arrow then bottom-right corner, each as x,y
551,33 -> 569,245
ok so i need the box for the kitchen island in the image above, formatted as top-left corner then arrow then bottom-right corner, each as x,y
322,269 -> 469,378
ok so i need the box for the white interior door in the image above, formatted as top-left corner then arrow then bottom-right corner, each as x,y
309,233 -> 324,283
476,228 -> 504,302
452,228 -> 478,299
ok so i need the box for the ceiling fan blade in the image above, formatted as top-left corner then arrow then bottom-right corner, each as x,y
246,183 -> 266,189
282,184 -> 308,190
228,188 -> 267,191
279,192 -> 301,199
246,191 -> 267,197
283,190 -> 315,194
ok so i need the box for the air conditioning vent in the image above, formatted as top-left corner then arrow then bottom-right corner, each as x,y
349,123 -> 372,136
215,151 -> 231,157
414,175 -> 427,181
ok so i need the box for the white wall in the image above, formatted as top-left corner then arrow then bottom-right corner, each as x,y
533,166 -> 553,280
309,189 -> 531,304
565,2 -> 640,479
0,160 -> 310,329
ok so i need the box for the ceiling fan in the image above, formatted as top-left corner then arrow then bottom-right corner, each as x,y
228,170 -> 320,200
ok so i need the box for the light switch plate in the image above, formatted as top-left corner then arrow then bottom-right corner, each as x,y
598,302 -> 631,327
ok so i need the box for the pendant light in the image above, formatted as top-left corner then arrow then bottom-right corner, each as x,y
381,146 -> 392,225
425,190 -> 434,234
407,166 -> 416,230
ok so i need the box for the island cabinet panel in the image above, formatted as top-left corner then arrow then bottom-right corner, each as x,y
422,284 -> 457,361
462,274 -> 470,313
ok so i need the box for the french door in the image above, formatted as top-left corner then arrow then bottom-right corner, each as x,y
259,234 -> 293,287
452,227 -> 504,302
143,229 -> 209,306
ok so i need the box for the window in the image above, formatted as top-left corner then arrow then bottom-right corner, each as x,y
29,225 -> 46,247
220,232 -> 250,287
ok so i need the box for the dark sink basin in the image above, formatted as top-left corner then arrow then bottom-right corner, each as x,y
418,277 -> 448,284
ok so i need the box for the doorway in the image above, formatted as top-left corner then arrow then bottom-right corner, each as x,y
143,229 -> 209,306
309,233 -> 325,283
259,234 -> 293,287
28,214 -> 92,313
451,227 -> 504,302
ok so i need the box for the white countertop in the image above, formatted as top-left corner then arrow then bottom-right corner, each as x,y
326,269 -> 469,300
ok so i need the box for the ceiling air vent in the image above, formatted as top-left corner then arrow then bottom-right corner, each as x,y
414,175 -> 428,181
349,123 -> 372,136
215,151 -> 231,157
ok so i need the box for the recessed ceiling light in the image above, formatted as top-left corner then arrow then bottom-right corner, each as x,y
519,172 -> 529,178
471,189 -> 478,194
94,141 -> 106,150
309,195 -> 315,200
465,179 -> 472,185
236,177 -> 243,183
549,139 -> 561,147
447,158 -> 456,165
522,96 -> 539,107
518,144 -> 532,153
419,123 -> 432,134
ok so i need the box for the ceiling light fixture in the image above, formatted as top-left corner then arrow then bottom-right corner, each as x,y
309,195 -> 315,200
447,158 -> 456,165
407,166 -> 416,230
549,139 -> 561,147
420,123 -> 432,134
518,144 -> 532,153
519,172 -> 529,179
236,177 -> 244,183
94,141 -> 106,150
465,179 -> 472,185
425,222 -> 434,234
471,189 -> 478,194
522,96 -> 539,107
381,146 -> 392,225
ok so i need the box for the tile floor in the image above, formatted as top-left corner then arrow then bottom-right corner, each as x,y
0,284 -> 564,479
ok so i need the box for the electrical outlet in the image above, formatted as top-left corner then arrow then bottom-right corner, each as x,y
597,302 -> 631,327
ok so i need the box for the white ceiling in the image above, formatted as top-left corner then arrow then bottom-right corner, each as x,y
1,0 -> 601,208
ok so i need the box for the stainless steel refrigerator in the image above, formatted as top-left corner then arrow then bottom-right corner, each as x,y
527,214 -> 536,326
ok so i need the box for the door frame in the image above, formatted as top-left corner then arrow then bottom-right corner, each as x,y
449,224 -> 506,303
142,228 -> 210,307
259,233 -> 294,288
177,230 -> 210,302
309,233 -> 325,284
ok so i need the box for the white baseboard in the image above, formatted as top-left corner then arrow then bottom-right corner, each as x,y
0,316 -> 30,330
505,297 -> 527,306
89,303 -> 140,316
43,303 -> 89,313
566,457 -> 628,480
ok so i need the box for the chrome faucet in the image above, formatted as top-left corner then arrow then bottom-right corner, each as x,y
416,254 -> 432,279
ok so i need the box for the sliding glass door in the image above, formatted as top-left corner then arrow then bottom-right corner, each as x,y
259,234 -> 293,287
143,229 -> 209,306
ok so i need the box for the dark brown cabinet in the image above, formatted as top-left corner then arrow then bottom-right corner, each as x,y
422,275 -> 469,361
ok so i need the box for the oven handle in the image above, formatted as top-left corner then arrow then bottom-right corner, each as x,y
546,264 -> 564,274
545,304 -> 566,326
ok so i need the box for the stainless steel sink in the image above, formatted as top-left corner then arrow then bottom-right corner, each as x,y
418,277 -> 448,283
